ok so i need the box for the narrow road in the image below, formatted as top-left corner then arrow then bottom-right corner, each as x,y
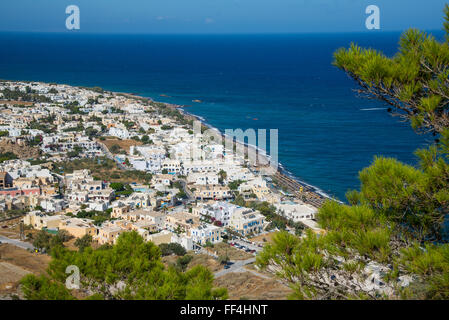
214,257 -> 256,278
231,239 -> 262,253
0,235 -> 34,250
244,268 -> 276,281
214,257 -> 288,286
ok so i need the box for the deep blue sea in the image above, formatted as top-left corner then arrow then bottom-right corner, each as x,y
0,31 -> 442,200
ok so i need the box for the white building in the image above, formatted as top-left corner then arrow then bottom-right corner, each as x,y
190,224 -> 222,245
129,157 -> 162,173
193,201 -> 240,227
275,201 -> 317,222
187,172 -> 219,185
108,127 -> 130,139
171,233 -> 194,251
181,160 -> 218,175
229,207 -> 265,236
161,159 -> 182,174
39,197 -> 67,213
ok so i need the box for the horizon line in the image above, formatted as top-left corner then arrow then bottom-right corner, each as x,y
0,29 -> 445,36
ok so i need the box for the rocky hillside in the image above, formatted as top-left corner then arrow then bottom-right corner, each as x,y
0,139 -> 40,159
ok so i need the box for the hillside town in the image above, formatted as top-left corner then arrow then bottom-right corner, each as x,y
0,80 -> 322,258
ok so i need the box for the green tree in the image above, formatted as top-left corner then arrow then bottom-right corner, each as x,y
176,189 -> 187,199
256,7 -> 449,300
109,182 -> 125,191
22,232 -> 227,300
32,230 -> 52,251
0,152 -> 18,163
334,16 -> 449,136
57,230 -> 73,242
176,254 -> 193,271
218,255 -> 230,265
159,242 -> 187,256
232,194 -> 246,207
333,8 -> 449,241
74,234 -> 92,252
228,179 -> 244,190
20,274 -> 75,300
141,135 -> 151,144
218,169 -> 227,184
110,144 -> 122,154
204,241 -> 214,248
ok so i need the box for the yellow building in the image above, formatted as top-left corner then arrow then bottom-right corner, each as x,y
165,212 -> 199,233
59,218 -> 97,238
251,185 -> 271,201
23,211 -> 64,230
147,230 -> 173,246
96,226 -> 124,245
111,203 -> 130,218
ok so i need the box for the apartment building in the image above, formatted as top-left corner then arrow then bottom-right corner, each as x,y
190,224 -> 223,245
229,208 -> 265,236
193,201 -> 240,227
193,185 -> 232,200
59,218 -> 97,238
165,212 -> 199,233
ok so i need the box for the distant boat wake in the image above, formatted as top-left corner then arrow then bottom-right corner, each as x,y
360,107 -> 388,111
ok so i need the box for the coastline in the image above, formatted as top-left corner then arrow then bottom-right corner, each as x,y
98,88 -> 331,206
2,79 -> 332,207
168,102 -> 331,207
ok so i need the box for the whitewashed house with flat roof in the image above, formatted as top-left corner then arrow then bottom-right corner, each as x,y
225,167 -> 255,183
129,157 -> 162,173
39,197 -> 66,213
275,201 -> 317,222
182,160 -> 218,175
187,172 -> 219,185
108,126 -> 130,139
193,201 -> 240,227
203,144 -> 224,159
190,224 -> 222,245
161,159 -> 182,174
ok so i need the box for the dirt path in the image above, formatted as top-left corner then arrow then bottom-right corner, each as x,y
0,244 -> 51,299
0,262 -> 31,285
0,235 -> 34,250
214,271 -> 292,300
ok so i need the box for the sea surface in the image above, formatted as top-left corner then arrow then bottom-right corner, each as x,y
0,31 -> 441,201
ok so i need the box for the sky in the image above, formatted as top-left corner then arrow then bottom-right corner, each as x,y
0,0 -> 447,34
